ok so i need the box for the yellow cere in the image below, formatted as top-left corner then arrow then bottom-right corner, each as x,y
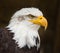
29,16 -> 48,30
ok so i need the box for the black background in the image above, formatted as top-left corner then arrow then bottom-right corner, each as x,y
0,0 -> 60,53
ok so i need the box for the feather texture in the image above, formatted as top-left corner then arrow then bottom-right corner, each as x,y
0,28 -> 40,53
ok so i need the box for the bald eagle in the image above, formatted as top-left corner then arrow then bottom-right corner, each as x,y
0,7 -> 48,53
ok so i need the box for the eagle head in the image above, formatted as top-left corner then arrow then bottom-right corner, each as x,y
7,7 -> 48,50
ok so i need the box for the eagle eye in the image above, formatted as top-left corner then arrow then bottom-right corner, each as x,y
28,14 -> 36,19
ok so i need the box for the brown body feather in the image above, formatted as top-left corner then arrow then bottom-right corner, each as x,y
0,28 -> 40,53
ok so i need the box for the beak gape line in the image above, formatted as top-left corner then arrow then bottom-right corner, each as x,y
29,16 -> 48,30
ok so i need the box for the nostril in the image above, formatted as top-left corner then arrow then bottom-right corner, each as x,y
40,18 -> 42,19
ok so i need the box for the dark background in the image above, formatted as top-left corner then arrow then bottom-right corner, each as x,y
0,0 -> 60,53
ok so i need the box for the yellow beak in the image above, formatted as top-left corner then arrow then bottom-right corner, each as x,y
29,16 -> 48,30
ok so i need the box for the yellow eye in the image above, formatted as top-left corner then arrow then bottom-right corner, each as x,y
28,14 -> 36,19
30,15 -> 35,18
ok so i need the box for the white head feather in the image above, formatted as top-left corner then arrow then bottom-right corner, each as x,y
7,7 -> 43,50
